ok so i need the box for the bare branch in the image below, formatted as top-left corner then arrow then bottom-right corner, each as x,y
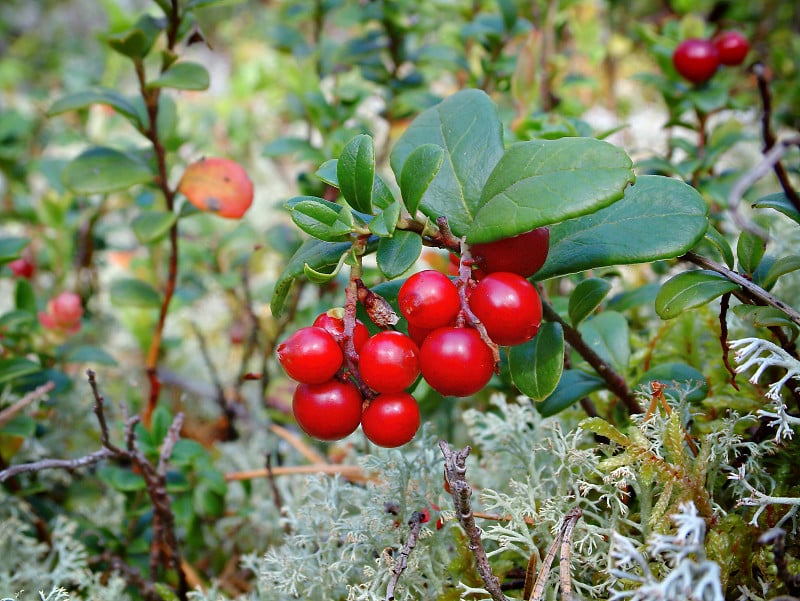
0,448 -> 113,483
0,381 -> 55,428
386,510 -> 426,601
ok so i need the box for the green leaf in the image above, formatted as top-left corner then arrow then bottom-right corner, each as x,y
736,230 -> 766,274
376,231 -> 422,279
47,88 -> 142,127
132,211 -> 177,244
110,278 -> 162,308
655,270 -> 739,320
62,345 -> 118,366
316,159 -> 339,188
399,144 -> 445,215
337,134 -> 374,214
636,362 -> 708,403
390,89 -> 504,237
0,415 -> 36,438
538,370 -> 605,417
148,62 -> 210,91
0,310 -> 35,331
0,358 -> 41,385
535,176 -> 708,280
369,201 -> 401,237
290,199 -> 353,241
372,175 -> 396,210
733,305 -> 799,331
756,255 -> 800,290
578,311 -> 630,374
99,465 -> 146,492
569,278 -> 612,327
0,237 -> 29,264
271,240 -> 352,316
303,250 -> 350,283
509,322 -> 564,401
62,147 -> 153,195
468,137 -> 634,243
704,225 -> 735,269
752,192 -> 800,226
107,14 -> 163,58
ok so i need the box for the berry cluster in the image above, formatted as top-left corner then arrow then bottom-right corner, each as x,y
277,227 -> 549,448
672,30 -> 749,84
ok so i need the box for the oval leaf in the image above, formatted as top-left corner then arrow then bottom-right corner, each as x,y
132,210 -> 177,244
756,255 -> 800,290
654,270 -> 739,320
578,311 -> 630,374
509,322 -> 564,401
110,278 -> 162,308
316,159 -> 339,188
369,201 -> 401,237
400,144 -> 445,215
303,250 -> 350,284
376,231 -> 422,279
703,225 -> 735,269
468,138 -> 634,243
390,89 -> 504,237
47,88 -> 142,127
752,192 -> 800,226
0,358 -> 41,385
535,175 -> 708,281
736,230 -> 766,274
291,199 -> 353,241
337,134 -> 374,214
569,278 -> 612,327
148,62 -> 210,91
62,147 -> 153,195
538,369 -> 606,417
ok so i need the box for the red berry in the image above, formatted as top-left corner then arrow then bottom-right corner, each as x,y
292,379 -> 362,441
419,327 -> 494,397
277,326 -> 343,384
470,227 -> 550,278
361,392 -> 420,447
398,270 -> 461,330
39,291 -> 83,334
713,31 -> 749,66
406,323 -> 434,348
469,272 -> 542,346
313,310 -> 370,353
8,258 -> 35,279
358,331 -> 420,393
672,38 -> 720,84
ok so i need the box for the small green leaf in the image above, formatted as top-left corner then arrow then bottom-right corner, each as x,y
303,250 -> 350,283
62,147 -> 153,195
399,144 -> 445,215
62,345 -> 118,366
568,278 -> 612,327
110,278 -> 162,308
756,255 -> 800,290
752,192 -> 800,225
536,176 -> 708,280
733,305 -> 799,331
99,465 -> 146,492
704,225 -> 735,269
0,415 -> 36,438
372,175 -> 396,210
290,199 -> 353,241
107,14 -> 162,58
149,62 -> 210,91
376,231 -> 422,279
509,322 -> 564,401
655,270 -> 739,320
578,311 -> 630,374
0,237 -> 29,264
132,211 -> 177,244
369,201 -> 401,237
736,230 -> 766,274
0,358 -> 41,385
538,370 -> 605,417
316,159 -> 339,188
468,137 -> 634,243
47,88 -> 142,127
337,134 -> 374,214
636,362 -> 708,403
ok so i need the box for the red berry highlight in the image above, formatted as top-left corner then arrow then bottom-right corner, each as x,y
398,270 -> 461,330
713,31 -> 749,66
277,326 -> 343,384
361,392 -> 421,447
672,38 -> 720,84
359,331 -> 420,393
419,327 -> 494,397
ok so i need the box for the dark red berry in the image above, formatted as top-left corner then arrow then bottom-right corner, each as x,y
713,31 -> 749,66
419,327 -> 494,397
277,326 -> 343,384
672,38 -> 720,84
313,310 -> 370,353
468,272 -> 542,346
361,392 -> 420,447
398,270 -> 461,330
470,227 -> 550,278
358,331 -> 420,393
292,379 -> 363,441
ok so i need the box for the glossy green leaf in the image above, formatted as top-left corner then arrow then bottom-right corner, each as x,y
468,138 -> 634,243
509,322 -> 564,401
399,144 -> 445,215
655,270 -> 739,320
535,176 -> 708,280
0,358 -> 41,385
149,62 -> 210,91
0,237 -> 29,264
369,201 -> 401,237
752,192 -> 800,226
337,134 -> 374,214
756,255 -> 800,290
372,175 -> 396,210
271,240 -> 353,316
578,311 -> 630,374
290,199 -> 353,241
636,362 -> 708,403
132,211 -> 177,244
390,89 -> 504,237
377,231 -> 422,279
537,369 -> 605,417
736,230 -> 766,274
303,249 -> 350,284
62,345 -> 118,366
47,88 -> 142,127
110,278 -> 162,309
62,147 -> 153,195
316,159 -> 339,188
733,305 -> 799,331
704,225 -> 735,269
569,278 -> 612,327
107,14 -> 162,58
99,465 -> 146,492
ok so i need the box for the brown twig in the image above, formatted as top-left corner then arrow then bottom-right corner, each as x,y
439,440 -> 508,601
529,507 -> 582,601
224,463 -> 371,484
386,510 -> 427,601
718,292 -> 740,390
191,321 -> 237,440
0,381 -> 55,428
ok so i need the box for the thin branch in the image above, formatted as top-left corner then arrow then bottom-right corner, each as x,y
439,440 -> 508,601
530,507 -> 582,601
386,510 -> 426,601
0,448 -> 113,482
0,381 -> 55,428
225,463 -> 370,484
191,321 -> 237,440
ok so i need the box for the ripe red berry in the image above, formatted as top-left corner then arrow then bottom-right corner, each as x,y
406,323 -> 434,348
313,310 -> 370,353
469,272 -> 542,346
361,392 -> 421,447
292,379 -> 363,441
39,291 -> 83,334
672,38 -> 720,84
419,327 -> 494,397
358,331 -> 420,393
713,31 -> 749,66
277,326 -> 343,384
470,227 -> 550,278
7,258 -> 35,279
398,270 -> 461,330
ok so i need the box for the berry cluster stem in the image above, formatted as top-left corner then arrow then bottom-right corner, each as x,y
456,238 -> 501,369
343,235 -> 378,403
